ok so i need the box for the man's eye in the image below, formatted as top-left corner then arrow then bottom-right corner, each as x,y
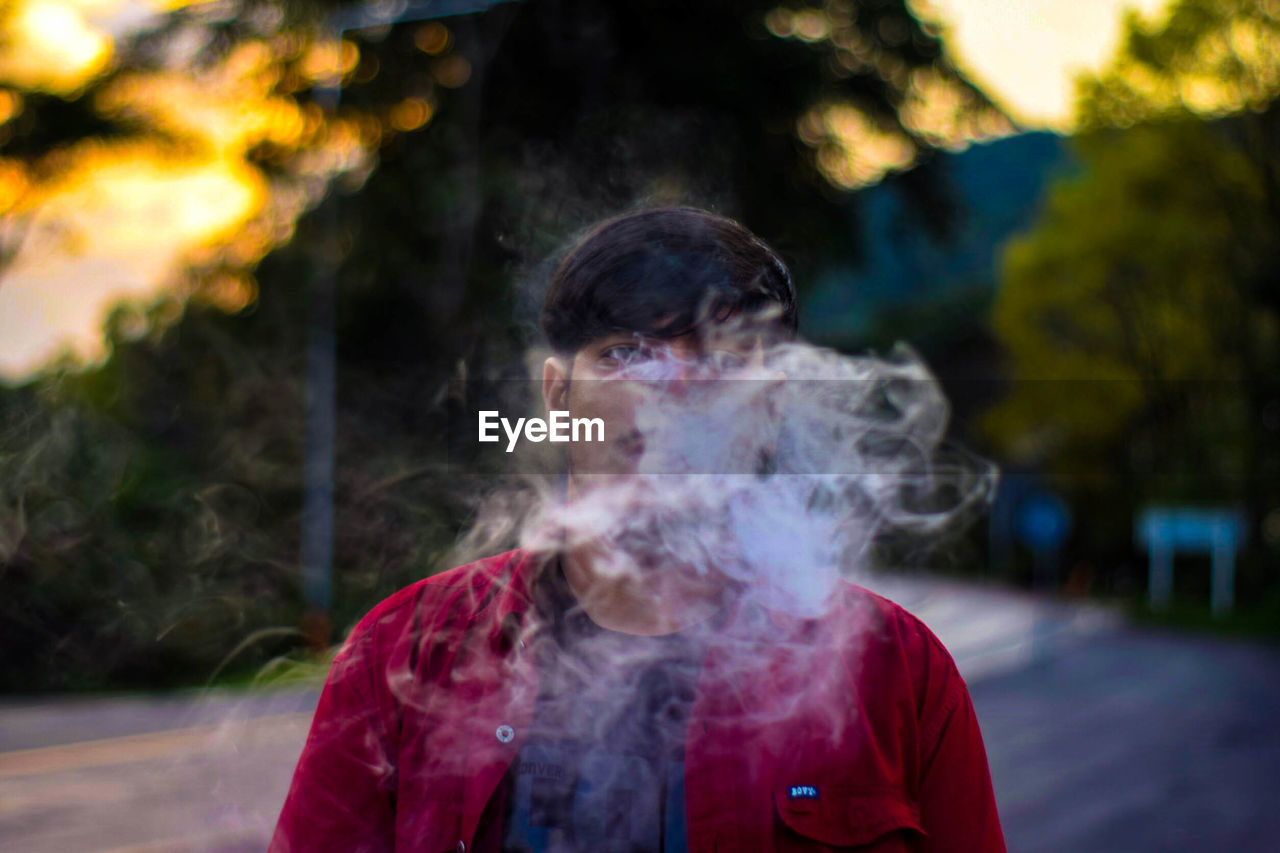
599,344 -> 649,367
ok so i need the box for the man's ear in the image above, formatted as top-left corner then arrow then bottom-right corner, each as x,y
543,354 -> 570,414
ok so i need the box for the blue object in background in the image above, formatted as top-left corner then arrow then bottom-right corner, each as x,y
1016,492 -> 1072,552
1014,490 -> 1072,590
988,473 -> 1073,590
1134,507 -> 1248,616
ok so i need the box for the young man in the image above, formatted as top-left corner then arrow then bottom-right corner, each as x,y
271,208 -> 1007,852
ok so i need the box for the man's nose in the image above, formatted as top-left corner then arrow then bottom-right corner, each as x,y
665,338 -> 701,364
658,352 -> 713,402
660,342 -> 702,384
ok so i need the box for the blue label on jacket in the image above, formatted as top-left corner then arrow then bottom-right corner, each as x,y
788,785 -> 819,800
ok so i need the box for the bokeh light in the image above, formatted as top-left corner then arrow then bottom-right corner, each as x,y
0,0 -> 114,95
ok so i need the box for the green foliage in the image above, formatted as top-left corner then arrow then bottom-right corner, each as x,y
1128,577 -> 1280,640
0,301 -> 299,690
988,118 -> 1264,459
985,0 -> 1280,597
1077,0 -> 1280,128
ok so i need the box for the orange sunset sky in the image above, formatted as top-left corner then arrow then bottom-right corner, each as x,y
0,0 -> 1169,382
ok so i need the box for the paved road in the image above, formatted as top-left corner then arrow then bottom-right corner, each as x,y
0,690 -> 318,852
0,689 -> 320,754
1,582 -> 1277,851
973,628 -> 1280,852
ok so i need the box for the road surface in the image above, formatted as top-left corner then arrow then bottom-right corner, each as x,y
1,580 -> 1277,851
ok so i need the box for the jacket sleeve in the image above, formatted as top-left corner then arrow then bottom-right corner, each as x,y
915,661 -> 1007,853
269,613 -> 399,853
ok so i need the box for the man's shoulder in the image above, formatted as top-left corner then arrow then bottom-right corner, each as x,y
829,580 -> 964,683
840,581 -> 951,651
342,549 -> 533,649
835,580 -> 969,717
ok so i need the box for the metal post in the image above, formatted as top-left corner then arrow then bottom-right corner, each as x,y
299,0 -> 520,647
1211,529 -> 1235,617
1148,537 -> 1173,610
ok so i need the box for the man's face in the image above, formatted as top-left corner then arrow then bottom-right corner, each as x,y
542,324 -> 767,492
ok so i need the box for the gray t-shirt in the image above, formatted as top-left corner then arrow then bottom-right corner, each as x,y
499,564 -> 705,853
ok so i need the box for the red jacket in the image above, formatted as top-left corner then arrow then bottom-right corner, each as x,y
271,550 -> 1006,852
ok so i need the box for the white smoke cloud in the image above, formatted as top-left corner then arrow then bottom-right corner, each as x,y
519,338 -> 999,619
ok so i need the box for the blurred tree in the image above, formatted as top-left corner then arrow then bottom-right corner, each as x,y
0,0 -> 1010,305
0,0 -> 1013,689
1076,0 -> 1280,127
984,0 -> 1280,592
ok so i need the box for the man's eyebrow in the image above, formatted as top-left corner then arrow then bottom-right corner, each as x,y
594,334 -> 646,347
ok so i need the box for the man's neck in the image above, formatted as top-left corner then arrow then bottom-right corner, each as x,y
560,543 -> 726,636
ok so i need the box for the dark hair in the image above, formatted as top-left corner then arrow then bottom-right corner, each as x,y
540,207 -> 798,354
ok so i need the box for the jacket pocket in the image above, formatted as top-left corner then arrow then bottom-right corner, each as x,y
772,784 -> 927,851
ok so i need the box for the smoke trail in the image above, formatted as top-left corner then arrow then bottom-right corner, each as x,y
518,337 -> 999,618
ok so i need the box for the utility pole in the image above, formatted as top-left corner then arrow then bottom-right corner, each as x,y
301,0 -> 519,650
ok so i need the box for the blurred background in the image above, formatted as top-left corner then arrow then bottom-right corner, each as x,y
0,0 -> 1277,850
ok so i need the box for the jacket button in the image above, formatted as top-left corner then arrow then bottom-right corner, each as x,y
495,724 -> 515,743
